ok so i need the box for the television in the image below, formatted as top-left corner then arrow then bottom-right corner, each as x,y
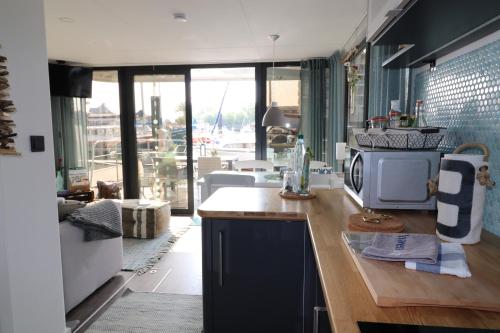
48,64 -> 92,98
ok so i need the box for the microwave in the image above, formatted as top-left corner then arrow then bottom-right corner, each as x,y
344,146 -> 441,210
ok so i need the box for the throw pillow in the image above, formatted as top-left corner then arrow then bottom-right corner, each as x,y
97,181 -> 121,199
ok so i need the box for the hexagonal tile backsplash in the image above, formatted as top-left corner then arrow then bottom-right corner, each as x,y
413,39 -> 500,236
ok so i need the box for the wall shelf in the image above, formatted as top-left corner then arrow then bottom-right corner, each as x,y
375,0 -> 500,69
382,44 -> 415,69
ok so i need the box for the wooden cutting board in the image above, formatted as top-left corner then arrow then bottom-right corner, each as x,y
348,213 -> 405,233
342,233 -> 500,312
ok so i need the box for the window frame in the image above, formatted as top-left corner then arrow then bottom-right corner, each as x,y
90,61 -> 300,214
343,41 -> 371,142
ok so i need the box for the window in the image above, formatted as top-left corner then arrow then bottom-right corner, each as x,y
191,67 -> 256,164
86,70 -> 122,195
346,46 -> 368,146
265,66 -> 301,168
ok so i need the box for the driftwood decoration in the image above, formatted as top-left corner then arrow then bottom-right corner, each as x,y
0,52 -> 19,156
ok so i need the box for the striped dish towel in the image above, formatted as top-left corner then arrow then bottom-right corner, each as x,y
405,243 -> 472,278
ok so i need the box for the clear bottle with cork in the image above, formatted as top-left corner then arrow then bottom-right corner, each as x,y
413,100 -> 428,128
388,100 -> 401,128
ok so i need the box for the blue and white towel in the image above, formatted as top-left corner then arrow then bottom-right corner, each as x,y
310,167 -> 334,174
361,233 -> 439,264
405,243 -> 472,278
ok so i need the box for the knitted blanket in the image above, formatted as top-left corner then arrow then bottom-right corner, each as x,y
67,200 -> 122,241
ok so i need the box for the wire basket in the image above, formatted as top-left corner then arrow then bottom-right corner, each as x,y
353,128 -> 446,150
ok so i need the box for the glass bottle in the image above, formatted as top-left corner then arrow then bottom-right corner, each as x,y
413,100 -> 427,128
56,170 -> 64,192
389,100 -> 401,128
301,147 -> 313,194
293,134 -> 305,192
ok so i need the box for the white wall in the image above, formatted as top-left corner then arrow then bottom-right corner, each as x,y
0,0 -> 66,332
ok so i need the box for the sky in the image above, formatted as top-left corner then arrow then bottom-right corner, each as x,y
87,68 -> 256,124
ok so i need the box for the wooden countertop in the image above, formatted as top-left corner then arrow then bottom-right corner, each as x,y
197,187 -> 500,332
198,187 -> 309,221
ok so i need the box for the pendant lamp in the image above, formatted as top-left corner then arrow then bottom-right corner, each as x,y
262,34 -> 289,128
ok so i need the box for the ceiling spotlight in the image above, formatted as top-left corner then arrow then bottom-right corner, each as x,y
173,13 -> 187,22
58,17 -> 75,23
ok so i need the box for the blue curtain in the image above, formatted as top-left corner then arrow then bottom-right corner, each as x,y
368,45 -> 409,117
51,97 -> 88,186
326,52 -> 345,169
300,59 -> 327,161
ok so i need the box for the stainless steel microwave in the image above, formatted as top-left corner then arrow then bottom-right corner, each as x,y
344,146 -> 441,210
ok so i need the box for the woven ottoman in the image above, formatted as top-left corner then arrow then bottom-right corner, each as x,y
121,199 -> 171,239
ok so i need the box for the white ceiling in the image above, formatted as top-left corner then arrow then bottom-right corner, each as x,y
44,0 -> 367,66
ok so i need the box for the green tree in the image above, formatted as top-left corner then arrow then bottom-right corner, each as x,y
173,102 -> 186,125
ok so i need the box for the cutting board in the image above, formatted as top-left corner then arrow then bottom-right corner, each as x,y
342,233 -> 500,312
348,213 -> 405,233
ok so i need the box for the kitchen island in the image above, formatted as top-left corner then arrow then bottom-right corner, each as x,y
198,187 -> 500,333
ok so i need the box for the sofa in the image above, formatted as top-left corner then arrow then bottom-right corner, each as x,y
59,201 -> 123,313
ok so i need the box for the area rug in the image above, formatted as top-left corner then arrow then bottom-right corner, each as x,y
85,291 -> 202,333
122,219 -> 190,275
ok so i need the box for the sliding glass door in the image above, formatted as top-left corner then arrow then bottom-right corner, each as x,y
133,72 -> 193,212
117,62 -> 299,214
86,70 -> 123,196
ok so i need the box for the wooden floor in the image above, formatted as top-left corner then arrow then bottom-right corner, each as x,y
67,218 -> 202,333
127,225 -> 202,295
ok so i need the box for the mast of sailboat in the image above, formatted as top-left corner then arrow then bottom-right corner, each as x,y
211,82 -> 230,135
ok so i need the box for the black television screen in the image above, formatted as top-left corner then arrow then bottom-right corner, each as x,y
49,64 -> 92,98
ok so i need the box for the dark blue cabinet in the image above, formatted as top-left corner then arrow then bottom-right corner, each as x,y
202,218 -> 310,333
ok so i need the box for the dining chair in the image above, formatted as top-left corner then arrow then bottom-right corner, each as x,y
202,173 -> 255,202
197,156 -> 222,179
234,160 -> 274,172
138,154 -> 155,198
196,156 -> 222,205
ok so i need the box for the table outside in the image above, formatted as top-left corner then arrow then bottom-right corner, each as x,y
197,171 -> 282,188
175,155 -> 239,170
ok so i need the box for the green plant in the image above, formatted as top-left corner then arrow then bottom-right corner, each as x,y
347,65 -> 361,89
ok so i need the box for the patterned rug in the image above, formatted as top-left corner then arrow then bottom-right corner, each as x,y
122,219 -> 190,275
85,291 -> 202,333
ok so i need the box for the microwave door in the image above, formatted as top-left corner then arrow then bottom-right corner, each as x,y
351,152 -> 363,194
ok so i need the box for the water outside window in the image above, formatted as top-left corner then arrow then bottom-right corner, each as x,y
191,67 -> 256,163
265,66 -> 301,169
86,70 -> 123,197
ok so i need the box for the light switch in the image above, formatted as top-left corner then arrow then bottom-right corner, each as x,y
30,135 -> 45,152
